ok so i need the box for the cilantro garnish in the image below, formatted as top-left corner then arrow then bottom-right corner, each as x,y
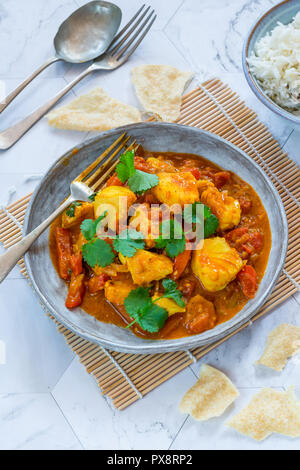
155,219 -> 186,258
116,150 -> 159,195
80,212 -> 114,268
116,150 -> 136,182
124,279 -> 185,332
124,287 -> 168,333
127,170 -> 159,194
183,202 -> 219,238
66,201 -> 82,217
160,279 -> 185,308
80,212 -> 107,241
113,229 -> 145,257
88,192 -> 98,202
82,238 -> 114,268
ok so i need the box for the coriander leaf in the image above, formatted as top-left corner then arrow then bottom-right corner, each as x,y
161,278 -> 185,308
204,213 -> 219,238
82,238 -> 114,268
116,150 -> 136,183
136,303 -> 168,333
183,202 -> 203,225
124,287 -> 152,317
124,287 -> 168,333
66,201 -> 82,218
113,229 -> 145,257
127,170 -> 159,194
80,212 -> 107,241
155,219 -> 186,258
66,207 -> 75,217
88,192 -> 98,202
183,202 -> 219,238
203,205 -> 212,219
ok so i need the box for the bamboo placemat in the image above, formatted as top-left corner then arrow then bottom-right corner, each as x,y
0,78 -> 299,410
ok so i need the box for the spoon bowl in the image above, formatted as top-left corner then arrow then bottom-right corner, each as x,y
54,1 -> 122,63
0,1 -> 121,114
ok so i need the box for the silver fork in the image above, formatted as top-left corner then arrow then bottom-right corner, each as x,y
0,133 -> 138,282
0,5 -> 156,150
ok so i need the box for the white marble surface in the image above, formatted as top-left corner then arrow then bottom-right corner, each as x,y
0,0 -> 299,451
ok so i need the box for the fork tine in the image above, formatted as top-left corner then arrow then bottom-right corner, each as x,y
108,6 -> 151,56
91,141 -> 139,191
107,4 -> 146,50
75,133 -> 127,183
114,11 -> 156,61
121,15 -> 157,63
85,136 -> 131,187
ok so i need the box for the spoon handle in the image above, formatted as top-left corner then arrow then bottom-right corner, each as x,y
0,197 -> 72,283
0,57 -> 59,114
0,66 -> 94,150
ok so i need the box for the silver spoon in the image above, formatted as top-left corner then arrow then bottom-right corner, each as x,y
0,1 -> 121,113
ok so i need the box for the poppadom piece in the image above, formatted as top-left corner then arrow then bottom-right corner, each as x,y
131,65 -> 193,122
179,364 -> 239,421
256,323 -> 300,371
227,387 -> 300,441
47,87 -> 141,131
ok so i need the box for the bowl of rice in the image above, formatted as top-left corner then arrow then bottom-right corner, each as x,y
243,0 -> 300,125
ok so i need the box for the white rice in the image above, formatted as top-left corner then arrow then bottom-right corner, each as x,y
248,11 -> 300,111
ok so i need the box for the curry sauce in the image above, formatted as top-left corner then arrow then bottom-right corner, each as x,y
49,151 -> 271,340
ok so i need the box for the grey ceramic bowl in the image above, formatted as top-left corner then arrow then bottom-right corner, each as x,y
243,0 -> 300,125
24,123 -> 288,354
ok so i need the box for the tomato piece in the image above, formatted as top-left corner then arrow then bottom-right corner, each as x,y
242,244 -> 254,255
225,226 -> 249,243
185,295 -> 217,334
88,274 -> 110,294
189,168 -> 201,180
56,227 -> 72,280
177,277 -> 196,299
65,274 -> 85,308
106,173 -> 124,187
171,249 -> 191,280
134,156 -> 152,173
237,265 -> 257,299
144,193 -> 159,204
239,197 -> 252,214
70,252 -> 83,276
213,171 -> 231,188
249,232 -> 263,252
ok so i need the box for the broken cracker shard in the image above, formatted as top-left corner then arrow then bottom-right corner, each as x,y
179,364 -> 239,421
256,323 -> 300,371
47,87 -> 142,132
132,64 -> 193,122
227,387 -> 300,441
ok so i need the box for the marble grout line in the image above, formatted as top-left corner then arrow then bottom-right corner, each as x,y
50,357 -> 76,392
293,294 -> 300,306
162,29 -> 194,71
188,365 -> 198,379
61,74 -> 79,98
162,0 -> 186,32
168,415 -> 189,450
280,128 -> 295,151
50,392 -> 85,450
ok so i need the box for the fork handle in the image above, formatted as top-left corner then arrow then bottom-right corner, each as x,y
0,57 -> 60,114
0,65 -> 94,150
0,197 -> 72,283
